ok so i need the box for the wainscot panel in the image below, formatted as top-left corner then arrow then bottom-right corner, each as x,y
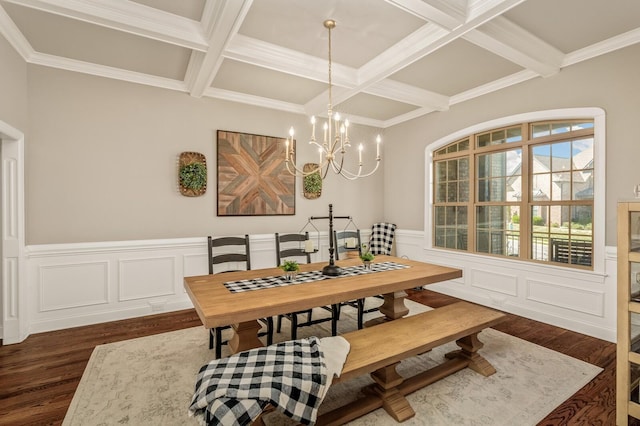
24,232 -> 361,337
39,261 -> 109,311
395,229 -> 616,342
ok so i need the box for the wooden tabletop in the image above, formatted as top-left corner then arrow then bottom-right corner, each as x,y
184,255 -> 462,329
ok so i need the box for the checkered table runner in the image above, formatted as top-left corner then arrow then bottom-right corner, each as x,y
223,261 -> 410,293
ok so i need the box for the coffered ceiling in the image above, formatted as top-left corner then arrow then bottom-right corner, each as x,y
1,0 -> 639,128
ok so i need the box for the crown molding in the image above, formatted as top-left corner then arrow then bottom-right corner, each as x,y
4,0 -> 208,51
28,52 -> 188,92
563,27 -> 640,67
204,87 -> 305,115
449,69 -> 538,105
0,4 -> 34,60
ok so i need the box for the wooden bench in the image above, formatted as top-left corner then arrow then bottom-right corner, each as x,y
316,301 -> 506,425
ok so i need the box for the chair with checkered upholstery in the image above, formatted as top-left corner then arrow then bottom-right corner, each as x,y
368,222 -> 397,255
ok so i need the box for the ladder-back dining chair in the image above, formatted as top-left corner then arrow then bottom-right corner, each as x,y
334,229 -> 378,329
207,235 -> 273,358
275,232 -> 338,340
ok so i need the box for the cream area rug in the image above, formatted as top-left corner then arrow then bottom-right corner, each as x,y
63,299 -> 602,426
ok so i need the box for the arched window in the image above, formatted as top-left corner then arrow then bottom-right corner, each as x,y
426,108 -> 605,271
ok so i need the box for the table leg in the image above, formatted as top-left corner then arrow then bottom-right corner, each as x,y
364,290 -> 410,327
228,320 -> 263,354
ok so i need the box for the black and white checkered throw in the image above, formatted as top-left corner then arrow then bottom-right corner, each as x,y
224,261 -> 409,293
369,222 -> 397,255
189,337 -> 328,426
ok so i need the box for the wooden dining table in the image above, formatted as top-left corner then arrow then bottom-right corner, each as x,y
184,255 -> 462,354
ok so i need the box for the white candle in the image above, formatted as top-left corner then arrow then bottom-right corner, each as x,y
304,240 -> 314,253
285,139 -> 289,159
376,134 -> 381,157
310,116 -> 316,141
323,122 -> 328,143
358,143 -> 363,164
318,147 -> 323,165
344,119 -> 349,141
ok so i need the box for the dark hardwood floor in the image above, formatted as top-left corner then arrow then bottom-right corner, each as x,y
0,289 -> 618,425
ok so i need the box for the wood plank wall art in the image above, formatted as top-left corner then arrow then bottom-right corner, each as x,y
217,130 -> 295,216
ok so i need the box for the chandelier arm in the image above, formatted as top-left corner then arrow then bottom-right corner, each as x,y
285,160 -> 323,177
335,160 -> 381,179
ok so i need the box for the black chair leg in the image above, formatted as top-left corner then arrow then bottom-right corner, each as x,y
215,327 -> 223,359
209,328 -> 214,350
266,317 -> 274,345
276,315 -> 283,333
357,299 -> 365,330
291,314 -> 298,340
331,304 -> 339,336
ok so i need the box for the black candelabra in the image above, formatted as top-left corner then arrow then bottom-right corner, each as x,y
310,204 -> 350,276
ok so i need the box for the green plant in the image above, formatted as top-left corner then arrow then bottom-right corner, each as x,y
279,260 -> 299,272
303,171 -> 322,193
179,162 -> 207,190
511,213 -> 520,224
532,216 -> 545,226
360,243 -> 375,262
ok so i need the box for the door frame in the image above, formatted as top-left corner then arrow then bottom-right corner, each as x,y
0,120 -> 26,344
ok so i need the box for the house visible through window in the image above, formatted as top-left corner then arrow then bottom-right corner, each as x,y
433,119 -> 594,269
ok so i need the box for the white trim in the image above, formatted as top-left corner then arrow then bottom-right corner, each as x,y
424,107 -> 606,273
0,120 -> 26,344
395,229 -> 616,342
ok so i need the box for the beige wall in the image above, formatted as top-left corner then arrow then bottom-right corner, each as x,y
8,43 -> 640,246
0,34 -> 27,131
383,44 -> 640,246
25,67 -> 384,244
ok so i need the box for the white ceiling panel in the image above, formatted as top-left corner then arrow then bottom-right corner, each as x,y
2,2 -> 191,80
504,0 -> 640,53
337,93 -> 419,122
389,39 -> 524,96
212,59 -> 326,105
238,0 -> 426,69
130,0 -> 205,21
1,0 -> 639,127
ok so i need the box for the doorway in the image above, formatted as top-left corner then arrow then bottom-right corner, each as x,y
0,120 -> 26,344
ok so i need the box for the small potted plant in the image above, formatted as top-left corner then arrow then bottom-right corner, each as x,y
280,260 -> 300,281
359,243 -> 375,269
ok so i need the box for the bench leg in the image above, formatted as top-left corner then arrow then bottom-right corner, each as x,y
229,320 -> 263,354
365,363 -> 415,422
444,332 -> 496,376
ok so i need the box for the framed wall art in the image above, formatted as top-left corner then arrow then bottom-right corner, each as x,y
217,130 -> 295,216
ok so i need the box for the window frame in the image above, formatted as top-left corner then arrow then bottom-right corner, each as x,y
424,108 -> 606,273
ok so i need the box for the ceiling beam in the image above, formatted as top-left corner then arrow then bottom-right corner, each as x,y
3,0 -> 208,50
186,0 -> 252,98
331,0 -> 528,108
466,16 -> 563,77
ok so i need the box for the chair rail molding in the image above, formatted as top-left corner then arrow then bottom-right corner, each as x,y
21,230 -> 372,340
395,229 -> 616,342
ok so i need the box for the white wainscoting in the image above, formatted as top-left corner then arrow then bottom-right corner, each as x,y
23,231 -> 365,339
21,229 -> 616,343
395,229 -> 616,342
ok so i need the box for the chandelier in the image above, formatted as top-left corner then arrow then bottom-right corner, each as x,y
284,19 -> 381,180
